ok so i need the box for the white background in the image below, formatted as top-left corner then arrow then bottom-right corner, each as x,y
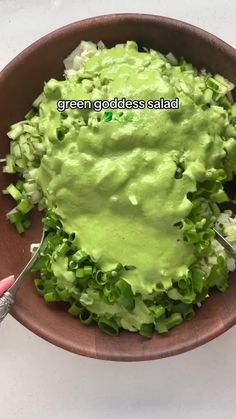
1,1 -> 236,418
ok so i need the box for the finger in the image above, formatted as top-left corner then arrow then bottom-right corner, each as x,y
0,276 -> 15,296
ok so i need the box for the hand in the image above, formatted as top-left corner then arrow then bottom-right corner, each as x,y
0,276 -> 15,297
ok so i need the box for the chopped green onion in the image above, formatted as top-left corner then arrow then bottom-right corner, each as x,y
214,74 -> 234,91
17,198 -> 33,214
44,292 -> 58,302
83,265 -> 93,276
69,260 -> 79,270
15,221 -> 25,234
94,270 -> 107,285
16,180 -> 24,191
149,305 -> 165,319
25,109 -> 37,120
56,288 -> 70,301
34,278 -> 44,295
155,320 -> 168,334
76,268 -> 84,278
166,313 -> 183,329
23,218 -> 31,229
139,323 -> 153,338
174,302 -> 194,320
79,308 -> 93,324
3,155 -> 15,173
7,124 -> 24,140
203,88 -> 213,104
6,184 -> 22,201
72,250 -> 88,264
33,93 -> 43,108
56,242 -> 69,256
166,52 -> 178,66
68,303 -> 82,316
7,208 -> 24,224
98,316 -> 119,336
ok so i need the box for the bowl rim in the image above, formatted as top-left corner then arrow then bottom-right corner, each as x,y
2,13 -> 236,361
1,13 -> 236,75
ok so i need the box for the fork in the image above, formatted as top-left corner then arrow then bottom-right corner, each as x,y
213,228 -> 236,258
0,229 -> 45,324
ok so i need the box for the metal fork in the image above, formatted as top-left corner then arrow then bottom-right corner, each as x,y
0,229 -> 45,324
213,228 -> 236,258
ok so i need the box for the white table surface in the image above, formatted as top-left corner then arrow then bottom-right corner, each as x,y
1,1 -> 236,418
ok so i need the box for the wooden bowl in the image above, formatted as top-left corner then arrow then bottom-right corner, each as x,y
1,14 -> 236,361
